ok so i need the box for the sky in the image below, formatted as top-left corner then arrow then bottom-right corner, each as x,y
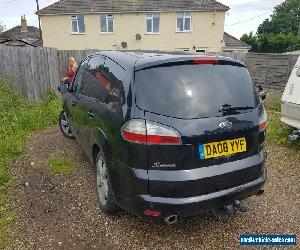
0,0 -> 285,38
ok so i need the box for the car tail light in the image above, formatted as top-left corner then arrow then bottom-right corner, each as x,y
259,109 -> 267,132
259,121 -> 267,131
121,120 -> 181,145
144,209 -> 161,217
192,57 -> 219,65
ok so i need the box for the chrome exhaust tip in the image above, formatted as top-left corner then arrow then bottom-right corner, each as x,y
164,215 -> 178,225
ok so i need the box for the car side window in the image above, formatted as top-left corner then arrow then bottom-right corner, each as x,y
81,55 -> 108,102
103,58 -> 126,109
72,57 -> 90,94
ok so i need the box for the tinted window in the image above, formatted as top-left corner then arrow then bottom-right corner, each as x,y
81,56 -> 108,102
78,56 -> 126,109
103,58 -> 126,109
135,64 -> 259,119
72,57 -> 90,94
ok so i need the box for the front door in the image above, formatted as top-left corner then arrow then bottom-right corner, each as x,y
66,57 -> 91,148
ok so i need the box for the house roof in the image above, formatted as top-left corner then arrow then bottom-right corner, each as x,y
0,26 -> 40,39
0,26 -> 42,46
37,0 -> 229,15
0,38 -> 40,47
223,32 -> 251,50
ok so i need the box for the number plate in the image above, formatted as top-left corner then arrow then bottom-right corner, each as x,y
199,137 -> 247,160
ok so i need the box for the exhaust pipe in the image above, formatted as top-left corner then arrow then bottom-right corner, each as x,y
256,190 -> 264,196
164,215 -> 178,225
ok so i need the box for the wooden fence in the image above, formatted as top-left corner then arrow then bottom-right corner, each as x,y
0,46 -> 298,100
0,46 -> 59,101
0,47 -> 99,100
216,51 -> 248,63
57,49 -> 98,82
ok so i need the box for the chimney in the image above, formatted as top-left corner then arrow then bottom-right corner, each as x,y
21,15 -> 28,33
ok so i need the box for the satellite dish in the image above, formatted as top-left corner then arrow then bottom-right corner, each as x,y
136,34 -> 142,40
121,42 -> 128,49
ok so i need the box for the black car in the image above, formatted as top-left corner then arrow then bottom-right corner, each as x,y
58,51 -> 267,224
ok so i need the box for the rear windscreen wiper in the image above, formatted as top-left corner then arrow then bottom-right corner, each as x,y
220,105 -> 254,112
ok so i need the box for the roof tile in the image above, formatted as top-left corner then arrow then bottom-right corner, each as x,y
223,32 -> 251,49
38,0 -> 229,15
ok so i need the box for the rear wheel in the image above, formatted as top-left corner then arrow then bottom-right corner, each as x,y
96,151 -> 117,213
59,110 -> 75,139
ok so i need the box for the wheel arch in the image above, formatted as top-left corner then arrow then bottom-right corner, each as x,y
91,127 -> 112,166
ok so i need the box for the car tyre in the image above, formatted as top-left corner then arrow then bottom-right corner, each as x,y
59,110 -> 75,139
95,151 -> 117,213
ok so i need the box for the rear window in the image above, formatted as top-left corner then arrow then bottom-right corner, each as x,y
135,64 -> 259,119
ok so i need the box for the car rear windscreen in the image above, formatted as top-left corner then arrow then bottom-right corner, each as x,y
135,64 -> 259,119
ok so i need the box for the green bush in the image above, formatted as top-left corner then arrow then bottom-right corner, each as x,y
0,78 -> 61,248
264,95 -> 282,112
0,80 -> 61,187
266,110 -> 300,153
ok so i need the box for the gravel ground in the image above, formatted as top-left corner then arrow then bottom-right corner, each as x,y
8,126 -> 299,249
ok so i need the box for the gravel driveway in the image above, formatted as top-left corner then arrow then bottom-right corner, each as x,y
9,126 -> 299,249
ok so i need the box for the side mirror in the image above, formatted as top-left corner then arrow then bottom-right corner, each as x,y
258,86 -> 267,100
58,83 -> 69,93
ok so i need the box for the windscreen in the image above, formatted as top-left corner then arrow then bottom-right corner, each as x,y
135,64 -> 259,119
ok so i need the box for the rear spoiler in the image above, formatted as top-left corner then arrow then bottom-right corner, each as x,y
135,57 -> 246,72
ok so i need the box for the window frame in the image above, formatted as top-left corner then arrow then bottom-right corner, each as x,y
100,14 -> 115,33
145,13 -> 160,34
71,15 -> 85,34
71,56 -> 90,94
176,12 -> 192,32
195,48 -> 207,53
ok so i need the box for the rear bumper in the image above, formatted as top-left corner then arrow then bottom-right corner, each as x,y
117,170 -> 267,218
281,102 -> 300,129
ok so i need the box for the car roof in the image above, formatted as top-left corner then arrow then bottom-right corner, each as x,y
93,50 -> 245,71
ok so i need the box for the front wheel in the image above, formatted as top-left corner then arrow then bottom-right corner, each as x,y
96,152 -> 117,213
59,110 -> 75,139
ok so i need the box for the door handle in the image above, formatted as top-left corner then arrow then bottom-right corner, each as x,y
87,111 -> 95,118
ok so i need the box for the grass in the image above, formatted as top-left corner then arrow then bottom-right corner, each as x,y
266,98 -> 300,155
48,152 -> 74,174
0,77 -> 61,248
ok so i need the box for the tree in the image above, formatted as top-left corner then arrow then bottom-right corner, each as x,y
257,33 -> 300,53
257,0 -> 300,35
240,0 -> 300,53
240,32 -> 258,52
0,20 -> 6,33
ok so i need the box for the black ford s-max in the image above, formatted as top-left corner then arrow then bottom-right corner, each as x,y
58,51 -> 267,224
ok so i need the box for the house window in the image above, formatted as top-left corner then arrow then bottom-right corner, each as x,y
71,15 -> 85,34
177,12 -> 191,32
100,14 -> 114,33
146,13 -> 160,33
195,48 -> 207,53
176,48 -> 190,52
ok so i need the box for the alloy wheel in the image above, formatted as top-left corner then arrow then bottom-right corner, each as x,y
96,155 -> 108,206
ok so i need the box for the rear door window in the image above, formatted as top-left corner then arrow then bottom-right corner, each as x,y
103,58 -> 126,107
135,64 -> 259,119
81,55 -> 108,102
